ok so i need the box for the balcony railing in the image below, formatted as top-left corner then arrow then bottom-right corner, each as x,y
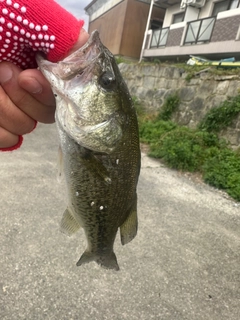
184,17 -> 216,45
150,27 -> 169,48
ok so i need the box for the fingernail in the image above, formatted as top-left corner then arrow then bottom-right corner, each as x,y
0,64 -> 13,84
26,78 -> 43,94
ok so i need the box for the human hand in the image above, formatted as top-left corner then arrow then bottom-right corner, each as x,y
0,62 -> 56,149
0,28 -> 89,150
67,28 -> 89,57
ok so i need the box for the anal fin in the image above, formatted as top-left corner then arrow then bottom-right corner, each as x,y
60,207 -> 81,236
120,194 -> 138,245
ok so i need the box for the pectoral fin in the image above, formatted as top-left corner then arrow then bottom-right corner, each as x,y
120,194 -> 138,245
80,149 -> 111,185
60,207 -> 81,236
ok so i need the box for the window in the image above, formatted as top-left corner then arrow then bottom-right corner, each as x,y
172,12 -> 185,24
212,0 -> 240,16
151,19 -> 163,30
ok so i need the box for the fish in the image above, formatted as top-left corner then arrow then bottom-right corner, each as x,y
36,30 -> 141,271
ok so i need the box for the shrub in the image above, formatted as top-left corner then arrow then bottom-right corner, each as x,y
158,94 -> 180,121
203,148 -> 240,201
139,120 -> 177,144
135,92 -> 240,201
198,95 -> 240,133
149,127 -> 222,172
115,56 -> 126,64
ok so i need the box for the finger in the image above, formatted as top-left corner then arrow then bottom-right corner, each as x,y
0,86 -> 35,135
67,28 -> 90,56
18,69 -> 56,108
0,126 -> 19,149
0,62 -> 55,124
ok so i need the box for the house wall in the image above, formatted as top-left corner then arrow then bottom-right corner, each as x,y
120,0 -> 164,57
211,15 -> 240,41
163,0 -> 239,26
166,28 -> 184,46
88,0 -> 128,55
88,0 -> 123,21
163,4 -> 183,27
88,0 -> 165,58
163,4 -> 201,28
144,4 -> 240,60
144,38 -> 240,60
198,0 -> 240,19
184,6 -> 199,21
119,0 -> 149,57
199,0 -> 214,18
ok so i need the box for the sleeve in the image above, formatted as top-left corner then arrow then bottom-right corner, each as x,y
0,0 -> 84,69
0,135 -> 23,152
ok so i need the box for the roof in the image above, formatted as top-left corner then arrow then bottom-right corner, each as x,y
84,0 -> 98,11
154,0 -> 181,9
84,0 -> 180,14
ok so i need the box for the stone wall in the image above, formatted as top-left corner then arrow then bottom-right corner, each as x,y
119,63 -> 240,148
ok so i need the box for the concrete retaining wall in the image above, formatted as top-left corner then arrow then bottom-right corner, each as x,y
119,63 -> 240,148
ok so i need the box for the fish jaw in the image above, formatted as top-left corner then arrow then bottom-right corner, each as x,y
36,30 -> 103,80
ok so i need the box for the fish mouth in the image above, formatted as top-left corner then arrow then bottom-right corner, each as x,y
36,30 -> 107,81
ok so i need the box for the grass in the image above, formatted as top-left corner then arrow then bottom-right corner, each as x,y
198,95 -> 240,133
139,59 -> 240,82
135,94 -> 240,201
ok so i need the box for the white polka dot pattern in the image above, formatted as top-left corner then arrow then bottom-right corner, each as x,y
0,0 -> 56,68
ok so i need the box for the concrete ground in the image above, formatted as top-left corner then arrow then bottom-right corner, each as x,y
0,123 -> 239,320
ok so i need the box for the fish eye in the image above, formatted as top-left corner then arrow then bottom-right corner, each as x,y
99,72 -> 116,91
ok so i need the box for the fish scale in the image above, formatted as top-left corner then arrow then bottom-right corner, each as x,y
37,30 -> 141,270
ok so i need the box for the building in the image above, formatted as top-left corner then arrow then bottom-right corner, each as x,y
84,0 -> 165,59
143,0 -> 240,61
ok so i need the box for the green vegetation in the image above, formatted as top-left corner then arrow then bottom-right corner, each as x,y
139,120 -> 177,145
115,56 -> 133,65
142,59 -> 240,81
179,63 -> 240,78
198,95 -> 240,132
135,94 -> 240,201
203,148 -> 240,201
115,56 -> 125,64
149,129 -> 227,172
157,94 -> 180,121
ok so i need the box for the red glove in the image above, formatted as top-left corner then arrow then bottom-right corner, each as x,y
0,0 -> 84,152
0,0 -> 84,68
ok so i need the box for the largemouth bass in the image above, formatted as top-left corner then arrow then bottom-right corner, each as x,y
37,31 -> 141,271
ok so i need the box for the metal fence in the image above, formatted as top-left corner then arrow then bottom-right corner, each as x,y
184,17 -> 216,44
150,27 -> 169,48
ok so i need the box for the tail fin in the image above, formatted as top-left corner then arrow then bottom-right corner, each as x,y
76,250 -> 120,271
